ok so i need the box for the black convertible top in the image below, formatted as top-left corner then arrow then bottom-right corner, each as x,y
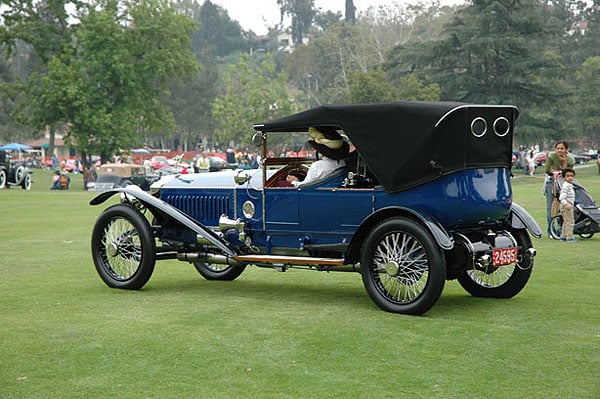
254,102 -> 519,193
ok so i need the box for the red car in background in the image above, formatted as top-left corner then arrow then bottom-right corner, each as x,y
63,159 -> 83,173
150,156 -> 169,170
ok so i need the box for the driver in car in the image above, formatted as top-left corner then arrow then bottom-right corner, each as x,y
292,126 -> 349,187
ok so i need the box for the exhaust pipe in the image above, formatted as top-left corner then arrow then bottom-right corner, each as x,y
177,252 -> 242,267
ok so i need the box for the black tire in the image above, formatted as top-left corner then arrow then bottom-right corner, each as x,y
21,174 -> 32,190
193,262 -> 246,281
91,204 -> 156,289
549,215 -> 562,240
457,229 -> 533,298
13,165 -> 25,184
0,169 -> 6,189
360,217 -> 446,315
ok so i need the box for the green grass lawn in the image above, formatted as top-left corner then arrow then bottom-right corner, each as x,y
1,167 -> 599,398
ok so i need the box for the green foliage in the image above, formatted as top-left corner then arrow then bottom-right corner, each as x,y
387,0 -> 573,143
347,68 -> 440,103
212,54 -> 294,147
192,0 -> 247,57
0,167 -> 599,398
277,0 -> 316,45
575,56 -> 600,145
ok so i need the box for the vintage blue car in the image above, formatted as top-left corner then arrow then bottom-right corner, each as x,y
90,102 -> 542,315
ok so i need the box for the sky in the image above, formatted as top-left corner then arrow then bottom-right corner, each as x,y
211,0 -> 465,35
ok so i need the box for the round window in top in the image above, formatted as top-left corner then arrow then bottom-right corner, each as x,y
494,117 -> 510,137
471,117 -> 487,137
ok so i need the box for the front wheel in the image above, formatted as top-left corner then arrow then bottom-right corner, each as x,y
457,229 -> 533,298
91,204 -> 156,289
549,215 -> 562,240
193,262 -> 246,281
0,169 -> 6,189
360,217 -> 446,315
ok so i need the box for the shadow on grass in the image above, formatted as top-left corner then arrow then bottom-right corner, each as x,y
121,267 -> 376,313
96,265 -> 522,317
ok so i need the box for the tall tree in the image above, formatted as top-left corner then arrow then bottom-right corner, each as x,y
387,0 -> 571,142
0,0 -> 83,155
574,56 -> 600,147
193,0 -> 246,57
345,0 -> 356,24
277,0 -> 316,45
21,0 -> 200,162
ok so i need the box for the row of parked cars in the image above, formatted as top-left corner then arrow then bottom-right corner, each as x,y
87,154 -> 236,192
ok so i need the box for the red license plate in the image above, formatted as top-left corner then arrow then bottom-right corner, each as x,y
492,247 -> 518,266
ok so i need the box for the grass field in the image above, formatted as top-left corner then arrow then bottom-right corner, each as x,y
1,166 -> 599,398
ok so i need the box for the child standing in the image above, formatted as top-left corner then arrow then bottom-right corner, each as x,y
559,168 -> 577,242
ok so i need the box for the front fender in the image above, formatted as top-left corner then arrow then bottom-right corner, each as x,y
90,188 -> 237,257
510,202 -> 543,238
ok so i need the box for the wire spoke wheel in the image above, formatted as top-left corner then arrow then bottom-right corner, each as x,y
193,261 -> 246,281
100,220 -> 143,280
91,204 -> 155,289
372,232 -> 429,303
361,218 -> 445,315
457,228 -> 533,298
464,264 -> 515,288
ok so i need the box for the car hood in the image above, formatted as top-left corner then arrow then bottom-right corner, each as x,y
159,169 -> 266,190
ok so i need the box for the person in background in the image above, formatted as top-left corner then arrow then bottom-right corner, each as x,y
559,168 -> 577,242
527,149 -> 536,176
543,140 -> 575,238
195,153 -> 210,173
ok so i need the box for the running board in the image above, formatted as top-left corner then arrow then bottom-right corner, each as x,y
234,254 -> 345,266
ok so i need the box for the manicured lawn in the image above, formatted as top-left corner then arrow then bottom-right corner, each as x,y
1,167 -> 599,398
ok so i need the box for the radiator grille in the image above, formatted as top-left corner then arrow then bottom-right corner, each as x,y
164,193 -> 231,225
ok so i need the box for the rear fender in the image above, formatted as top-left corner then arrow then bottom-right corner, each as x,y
90,188 -> 237,257
347,206 -> 453,263
510,202 -> 543,238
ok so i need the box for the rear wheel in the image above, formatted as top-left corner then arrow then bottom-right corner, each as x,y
91,204 -> 156,289
0,169 -> 6,189
193,262 -> 246,281
21,174 -> 32,190
457,229 -> 533,298
360,217 -> 446,315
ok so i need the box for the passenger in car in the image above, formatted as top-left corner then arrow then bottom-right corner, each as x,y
292,126 -> 349,187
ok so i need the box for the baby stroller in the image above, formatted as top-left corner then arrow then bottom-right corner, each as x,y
549,178 -> 600,239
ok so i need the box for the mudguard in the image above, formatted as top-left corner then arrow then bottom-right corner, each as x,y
403,207 -> 454,250
90,187 -> 237,257
510,202 -> 543,238
357,206 -> 454,251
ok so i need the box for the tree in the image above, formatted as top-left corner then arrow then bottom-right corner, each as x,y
212,54 -> 294,148
345,0 -> 356,24
575,56 -> 600,146
277,0 -> 316,45
347,67 -> 440,103
0,0 -> 83,156
387,0 -> 571,142
193,0 -> 247,57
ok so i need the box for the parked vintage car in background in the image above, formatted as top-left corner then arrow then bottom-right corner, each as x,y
88,163 -> 159,192
0,150 -> 33,190
90,102 -> 541,315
